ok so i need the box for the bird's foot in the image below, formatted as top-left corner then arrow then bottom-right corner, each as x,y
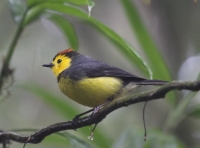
72,108 -> 94,130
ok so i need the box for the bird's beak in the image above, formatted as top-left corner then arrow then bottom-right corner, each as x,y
42,63 -> 54,68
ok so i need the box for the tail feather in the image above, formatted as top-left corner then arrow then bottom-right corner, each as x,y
134,80 -> 167,86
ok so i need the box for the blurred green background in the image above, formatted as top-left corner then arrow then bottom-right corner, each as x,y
1,0 -> 200,148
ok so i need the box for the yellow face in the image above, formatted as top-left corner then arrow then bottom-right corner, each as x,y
51,54 -> 71,77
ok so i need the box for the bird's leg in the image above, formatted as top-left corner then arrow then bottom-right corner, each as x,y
72,98 -> 113,129
72,108 -> 94,130
73,108 -> 94,122
92,99 -> 113,115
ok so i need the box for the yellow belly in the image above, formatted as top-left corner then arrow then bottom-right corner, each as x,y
58,76 -> 123,107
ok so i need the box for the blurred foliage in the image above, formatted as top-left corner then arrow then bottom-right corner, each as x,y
1,0 -> 200,148
113,128 -> 185,148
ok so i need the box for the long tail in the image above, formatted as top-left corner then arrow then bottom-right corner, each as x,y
135,80 -> 167,86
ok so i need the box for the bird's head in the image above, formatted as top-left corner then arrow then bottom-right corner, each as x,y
43,48 -> 76,77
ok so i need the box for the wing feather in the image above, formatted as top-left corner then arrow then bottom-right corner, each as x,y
62,55 -> 166,86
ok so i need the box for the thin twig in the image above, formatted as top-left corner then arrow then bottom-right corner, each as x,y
143,101 -> 148,141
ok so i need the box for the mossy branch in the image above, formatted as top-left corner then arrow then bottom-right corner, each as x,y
0,80 -> 200,147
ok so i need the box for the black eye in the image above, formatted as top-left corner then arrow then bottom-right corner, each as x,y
57,59 -> 62,64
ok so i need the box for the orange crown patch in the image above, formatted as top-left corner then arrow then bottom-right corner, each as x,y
57,48 -> 74,55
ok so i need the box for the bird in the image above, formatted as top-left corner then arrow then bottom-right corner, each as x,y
42,48 -> 167,113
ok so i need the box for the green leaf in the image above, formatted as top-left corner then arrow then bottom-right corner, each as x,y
121,0 -> 171,81
70,0 -> 90,5
24,7 -> 79,49
58,132 -> 95,148
121,0 -> 175,105
23,4 -> 45,26
33,3 -> 152,78
49,14 -> 78,49
27,0 -> 89,8
6,0 -> 27,23
113,128 -> 185,148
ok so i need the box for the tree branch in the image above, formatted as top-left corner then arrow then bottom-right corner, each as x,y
0,80 -> 200,146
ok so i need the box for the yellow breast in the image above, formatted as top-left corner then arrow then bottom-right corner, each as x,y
58,76 -> 123,107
